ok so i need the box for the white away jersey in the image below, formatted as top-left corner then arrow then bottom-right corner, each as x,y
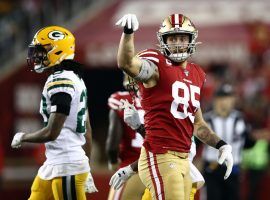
40,70 -> 89,165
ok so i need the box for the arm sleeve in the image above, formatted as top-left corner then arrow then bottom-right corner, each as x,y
50,92 -> 72,115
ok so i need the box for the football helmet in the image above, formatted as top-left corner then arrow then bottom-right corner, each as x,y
123,73 -> 139,97
157,14 -> 199,62
27,26 -> 75,73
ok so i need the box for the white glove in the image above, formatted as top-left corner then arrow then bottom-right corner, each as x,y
11,132 -> 25,148
85,172 -> 98,193
218,144 -> 233,180
121,99 -> 141,130
109,165 -> 136,190
115,14 -> 139,32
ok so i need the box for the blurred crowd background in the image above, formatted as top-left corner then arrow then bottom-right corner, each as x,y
0,0 -> 270,199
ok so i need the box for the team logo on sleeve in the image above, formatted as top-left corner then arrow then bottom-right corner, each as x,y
48,31 -> 65,40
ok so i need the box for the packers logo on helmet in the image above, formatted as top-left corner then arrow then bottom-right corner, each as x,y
48,31 -> 66,40
157,14 -> 199,62
27,26 -> 75,73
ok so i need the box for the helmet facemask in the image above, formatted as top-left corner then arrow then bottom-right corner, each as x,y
158,31 -> 198,62
27,44 -> 51,73
127,76 -> 139,97
123,73 -> 139,98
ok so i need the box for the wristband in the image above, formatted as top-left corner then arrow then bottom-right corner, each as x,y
215,140 -> 227,149
124,26 -> 133,34
136,124 -> 145,136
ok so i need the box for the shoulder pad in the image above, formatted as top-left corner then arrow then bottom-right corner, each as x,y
46,73 -> 75,98
137,49 -> 162,65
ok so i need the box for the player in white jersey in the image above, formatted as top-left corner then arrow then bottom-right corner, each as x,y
11,26 -> 97,200
110,101 -> 205,200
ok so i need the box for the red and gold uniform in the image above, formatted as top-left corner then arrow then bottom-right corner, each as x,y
107,91 -> 146,200
108,91 -> 144,167
137,49 -> 206,200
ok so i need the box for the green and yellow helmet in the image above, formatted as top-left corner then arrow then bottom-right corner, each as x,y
27,26 -> 75,73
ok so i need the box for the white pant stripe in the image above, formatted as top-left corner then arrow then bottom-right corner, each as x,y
113,185 -> 124,200
148,151 -> 163,200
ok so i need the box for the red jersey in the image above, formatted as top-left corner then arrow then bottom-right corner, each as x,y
108,91 -> 144,167
137,49 -> 206,153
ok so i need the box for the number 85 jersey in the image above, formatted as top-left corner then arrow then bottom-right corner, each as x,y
40,70 -> 89,165
137,49 -> 206,154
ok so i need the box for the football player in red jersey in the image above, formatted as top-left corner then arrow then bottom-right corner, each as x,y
115,14 -> 234,200
110,101 -> 205,200
106,74 -> 150,200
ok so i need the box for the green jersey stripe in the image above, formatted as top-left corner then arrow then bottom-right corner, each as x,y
49,78 -> 71,83
41,95 -> 49,126
47,84 -> 75,92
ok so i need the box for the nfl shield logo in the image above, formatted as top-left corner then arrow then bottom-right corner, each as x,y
184,70 -> 189,76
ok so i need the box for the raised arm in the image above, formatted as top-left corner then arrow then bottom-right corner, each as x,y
116,14 -> 159,87
117,32 -> 142,77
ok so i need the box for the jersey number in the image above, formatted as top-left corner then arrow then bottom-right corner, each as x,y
170,81 -> 200,122
76,90 -> 87,133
